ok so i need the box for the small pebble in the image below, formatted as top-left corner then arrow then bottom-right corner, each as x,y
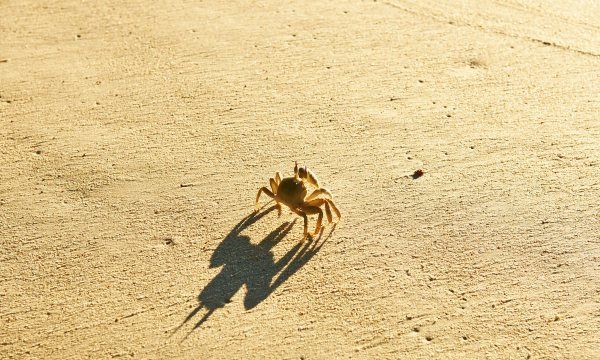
411,169 -> 424,179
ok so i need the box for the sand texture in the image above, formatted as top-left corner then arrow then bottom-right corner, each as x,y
1,0 -> 599,359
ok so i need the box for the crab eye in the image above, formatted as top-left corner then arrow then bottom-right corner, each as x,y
298,166 -> 307,179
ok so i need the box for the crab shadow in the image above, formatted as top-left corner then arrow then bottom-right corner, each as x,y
176,205 -> 335,337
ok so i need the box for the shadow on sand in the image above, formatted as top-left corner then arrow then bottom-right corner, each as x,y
175,205 -> 335,338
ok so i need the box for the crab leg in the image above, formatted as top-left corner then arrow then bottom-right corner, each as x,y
290,207 -> 309,240
255,187 -> 275,211
325,199 -> 341,219
269,175 -> 283,215
324,201 -> 333,224
301,205 -> 324,236
305,188 -> 333,202
306,198 -> 333,224
269,177 -> 278,194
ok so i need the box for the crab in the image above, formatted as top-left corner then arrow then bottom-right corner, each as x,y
255,162 -> 341,239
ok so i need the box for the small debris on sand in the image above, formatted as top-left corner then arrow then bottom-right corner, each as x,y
411,169 -> 424,179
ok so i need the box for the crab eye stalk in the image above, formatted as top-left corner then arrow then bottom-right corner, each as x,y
294,161 -> 299,178
298,166 -> 308,179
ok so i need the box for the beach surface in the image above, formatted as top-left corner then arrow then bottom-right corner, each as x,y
1,0 -> 599,358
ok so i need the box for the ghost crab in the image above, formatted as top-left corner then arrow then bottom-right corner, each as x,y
255,162 -> 341,239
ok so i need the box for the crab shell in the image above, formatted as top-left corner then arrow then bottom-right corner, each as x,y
276,177 -> 308,208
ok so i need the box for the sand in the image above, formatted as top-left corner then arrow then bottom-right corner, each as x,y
1,0 -> 599,359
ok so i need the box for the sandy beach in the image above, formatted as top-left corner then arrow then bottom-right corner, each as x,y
1,0 -> 599,358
